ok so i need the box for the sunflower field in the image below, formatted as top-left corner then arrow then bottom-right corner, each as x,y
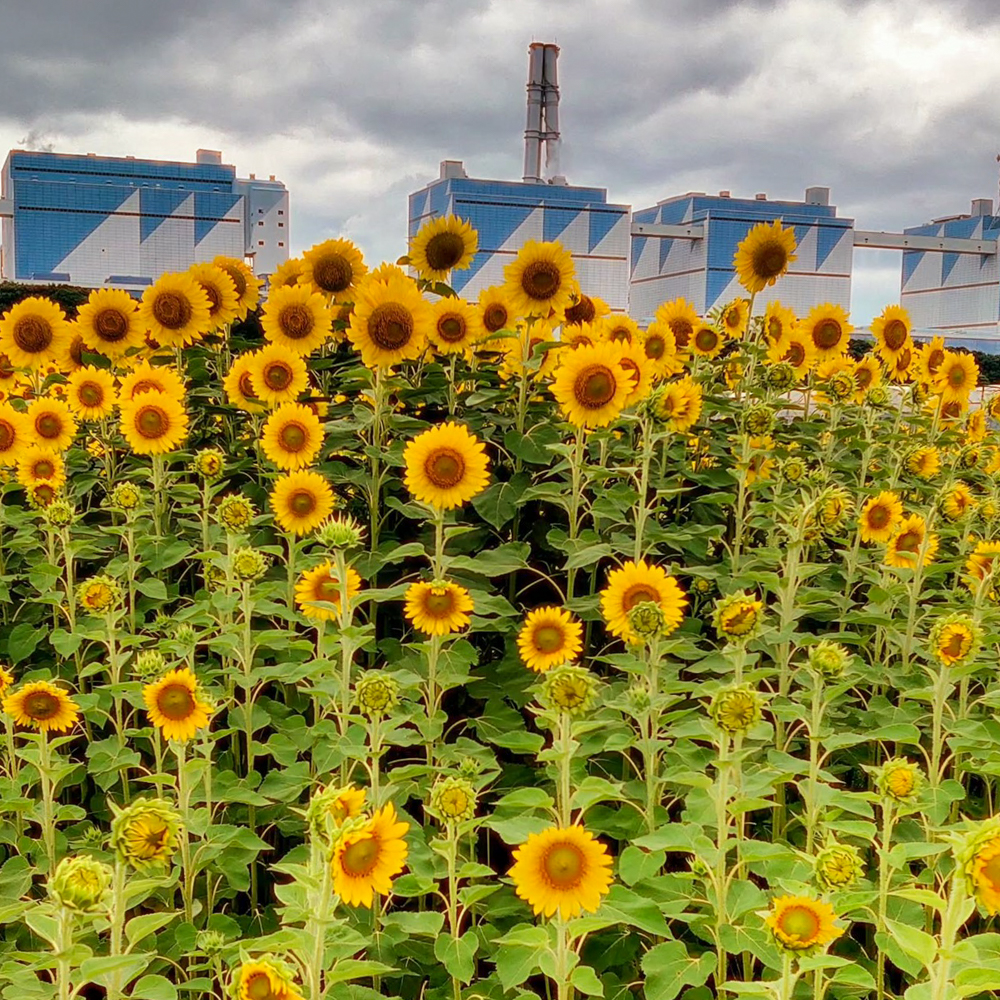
0,217 -> 1000,1000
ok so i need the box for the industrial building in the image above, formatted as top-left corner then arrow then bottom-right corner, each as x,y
0,149 -> 288,290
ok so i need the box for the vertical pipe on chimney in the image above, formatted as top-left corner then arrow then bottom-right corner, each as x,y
523,43 -> 545,183
541,44 -> 561,179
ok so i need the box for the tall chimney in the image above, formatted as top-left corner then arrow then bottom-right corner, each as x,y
523,43 -> 561,183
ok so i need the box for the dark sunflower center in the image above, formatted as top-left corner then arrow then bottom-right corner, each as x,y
942,631 -> 967,658
564,295 -> 595,325
695,327 -> 719,352
425,232 -> 466,272
35,413 -> 62,439
623,585 -> 658,611
264,362 -> 293,391
34,484 -> 55,505
855,367 -> 874,390
281,304 -> 314,340
0,420 -> 13,450
767,317 -> 783,341
573,364 -> 616,409
928,348 -> 945,374
779,906 -> 820,941
140,821 -> 168,851
0,355 -> 14,379
533,624 -> 564,653
752,242 -> 788,279
132,379 -> 159,396
942,400 -> 962,419
157,683 -> 195,720
644,334 -> 666,359
34,459 -> 55,479
620,359 -> 640,386
238,373 -> 256,398
882,319 -> 908,350
13,316 -> 52,354
279,422 -> 307,452
152,292 -> 192,331
24,692 -> 59,720
425,448 -> 466,488
425,591 -> 456,616
609,325 -> 631,343
204,285 -> 221,314
137,406 -> 168,438
369,303 -> 414,351
289,489 -> 317,517
310,254 -> 351,293
725,309 -> 741,329
342,836 -> 379,876
95,307 -> 129,342
668,319 -> 693,348
544,844 -> 584,887
483,303 -> 508,333
437,315 -> 466,343
895,530 -> 921,554
521,260 -> 561,301
725,606 -> 755,632
813,320 -> 842,350
79,383 -> 103,408
897,348 -> 912,371
223,264 -> 247,297
868,505 -> 890,529
317,578 -> 340,600
244,973 -> 275,1000
787,342 -> 806,366
949,365 -> 967,389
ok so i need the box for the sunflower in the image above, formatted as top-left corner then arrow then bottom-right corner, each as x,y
324,784 -> 367,826
0,667 -> 13,699
234,960 -> 303,1000
143,668 -> 212,742
858,491 -> 903,543
348,274 -> 431,368
720,298 -> 749,339
871,304 -> 912,363
427,297 -> 484,354
884,514 -> 939,569
410,215 -> 478,281
3,681 -> 79,733
616,341 -> 656,406
301,238 -> 367,302
65,367 -> 117,420
595,314 -> 641,346
762,301 -> 797,347
249,344 -> 309,407
965,540 -> 1000,595
188,262 -> 240,332
213,256 -> 263,319
851,355 -> 882,403
270,470 -> 335,536
261,403 -> 325,471
966,409 -> 987,444
733,220 -> 798,293
75,288 -> 145,358
0,403 -> 29,466
736,436 -> 776,487
654,298 -> 698,351
888,345 -> 915,383
502,240 -> 576,319
906,446 -> 940,480
564,292 -> 609,328
765,896 -> 843,953
931,616 -> 979,666
713,591 -> 765,639
551,341 -> 635,428
799,303 -> 853,359
652,376 -> 703,432
403,422 -> 490,509
478,285 -> 518,336
404,580 -> 474,635
933,350 -> 979,404
261,284 -> 332,356
517,606 -> 583,673
942,482 -> 977,521
637,321 -> 681,376
270,257 -> 306,290
0,296 -> 71,369
689,322 -> 726,359
766,330 -> 815,376
295,561 -> 362,620
26,397 -> 77,452
119,390 -> 188,456
917,336 -> 947,384
139,272 -> 212,348
499,320 -> 560,381
509,824 -> 613,919
110,798 -> 183,871
16,445 -> 66,491
331,802 -> 409,907
118,360 -> 186,403
223,353 -> 265,413
601,560 -> 687,644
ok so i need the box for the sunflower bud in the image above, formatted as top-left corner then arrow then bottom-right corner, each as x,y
174,623 -> 197,651
818,486 -> 853,530
690,576 -> 715,597
814,843 -> 865,891
48,855 -> 113,912
824,370 -> 855,402
806,640 -> 852,680
306,783 -> 367,838
109,798 -> 183,871
108,481 -> 142,512
874,758 -> 923,804
928,612 -> 981,666
193,448 -> 225,480
627,600 -> 669,641
216,494 -> 257,533
764,362 -> 796,392
960,445 -> 983,471
709,684 -> 764,735
196,929 -> 228,955
316,514 -> 365,550
354,673 -> 400,717
624,684 -> 652,714
27,484 -> 57,509
743,403 -> 775,436
539,664 -> 599,717
77,575 -> 123,615
712,591 -> 765,642
231,547 -> 269,582
132,649 -> 166,681
43,498 -> 75,528
430,775 -> 477,824
780,457 -> 808,484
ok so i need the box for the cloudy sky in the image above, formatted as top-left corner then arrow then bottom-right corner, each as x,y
2,0 -> 999,322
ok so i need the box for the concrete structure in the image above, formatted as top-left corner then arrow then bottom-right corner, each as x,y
0,149 -> 288,290
629,188 -> 854,322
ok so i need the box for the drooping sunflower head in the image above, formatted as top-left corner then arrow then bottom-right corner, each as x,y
712,591 -> 765,642
330,802 -> 410,908
965,408 -> 987,445
139,272 -> 212,348
941,481 -> 978,522
0,296 -> 71,369
818,485 -> 853,531
427,297 -> 485,355
261,403 -> 325,472
539,664 -> 600,717
765,895 -> 844,954
261,284 -> 333,356
851,355 -> 882,402
109,797 -> 183,871
563,292 -> 609,328
871,304 -> 912,363
874,757 -> 923,803
217,494 -> 257,534
928,612 -> 981,667
916,335 -> 947,384
306,783 -> 368,839
517,606 -> 583,673
857,491 -> 903,543
410,215 -> 478,281
964,539 -> 1000,596
551,341 -> 635,428
735,435 -> 776,487
0,667 -> 14,699
348,274 -> 432,368
231,547 -> 270,583
75,287 -> 144,358
3,680 -> 79,733
223,352 -> 266,414
805,640 -> 852,680
905,445 -> 940,480
503,240 -> 576,319
650,376 -> 703,433
402,421 -> 490,510
77,575 -> 123,615
143,667 -> 212,743
294,561 -> 361,621
404,580 -> 474,636
65,367 -> 117,421
119,389 -> 189,456
953,817 -> 1000,916
600,559 -> 687,645
762,301 -> 797,347
885,514 -> 939,570
615,340 -> 656,407
709,683 -> 764,735
719,298 -> 750,339
799,303 -> 853,359
213,256 -> 263,319
189,262 -> 240,332
733,220 -> 798,293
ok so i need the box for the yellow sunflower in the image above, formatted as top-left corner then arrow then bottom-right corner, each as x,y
965,540 -> 1000,595
966,409 -> 987,444
261,284 -> 333,356
403,422 -> 490,509
325,784 -> 367,825
689,322 -> 726,359
907,446 -> 940,480
26,397 -> 77,452
404,580 -> 474,635
637,321 -> 681,376
348,274 -> 432,368
270,470 -> 335,536
653,376 -> 703,432
66,367 -> 117,420
295,561 -> 362,620
499,320 -> 560,381
119,390 -> 189,456
595,314 -> 641,346
16,445 -> 66,491
733,220 -> 797,293
223,353 -> 265,414
517,606 -> 583,673
75,288 -> 145,358
885,514 -> 939,569
765,896 -> 844,953
0,296 -> 71,370
213,256 -> 262,319
502,240 -> 576,319
799,303 -> 853,359
509,824 -> 613,919
766,330 -> 815,376
234,961 -> 303,1000
916,336 -> 947,384
410,215 -> 478,281
478,285 -> 518,337
563,292 -> 610,328
551,341 -> 635,428
139,272 -> 212,348
0,402 -> 30,466
0,354 -> 26,396
188,262 -> 240,332
261,403 -> 325,471
933,350 -> 979,404
654,298 -> 699,351
888,345 -> 915,384
331,802 -> 410,907
118,360 -> 186,403
871,304 -> 912,364
427,297 -> 485,354
616,341 -> 656,406
249,344 -> 309,407
933,619 -> 978,665
858,491 -> 903,543
3,680 -> 79,733
762,301 -> 797,347
943,482 -> 977,521
600,560 -> 687,644
851,355 -> 882,403
270,257 -> 306,290
720,298 -> 750,339
301,238 -> 367,302
143,667 -> 211,742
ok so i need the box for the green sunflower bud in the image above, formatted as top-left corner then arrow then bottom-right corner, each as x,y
48,855 -> 113,912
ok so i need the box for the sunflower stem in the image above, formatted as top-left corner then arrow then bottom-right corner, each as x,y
150,454 -> 166,539
107,860 -> 127,1000
37,731 -> 58,871
714,732 -> 730,998
174,741 -> 195,925
54,905 -> 73,1000
444,822 -> 462,1000
566,428 -> 587,601
285,531 -> 298,619
633,412 -> 656,563
804,675 -> 825,856
876,800 -> 896,1000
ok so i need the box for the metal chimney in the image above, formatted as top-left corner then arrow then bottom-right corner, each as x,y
523,43 -> 561,183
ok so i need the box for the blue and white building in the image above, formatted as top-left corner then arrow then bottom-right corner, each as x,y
0,149 -> 288,290
629,187 -> 855,322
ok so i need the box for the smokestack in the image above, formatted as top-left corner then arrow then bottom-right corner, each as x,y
523,42 -> 561,183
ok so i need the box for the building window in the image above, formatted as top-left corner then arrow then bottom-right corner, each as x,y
258,240 -> 264,246
278,222 -> 284,228
278,210 -> 284,216
258,220 -> 264,226
278,241 -> 284,247
258,208 -> 263,214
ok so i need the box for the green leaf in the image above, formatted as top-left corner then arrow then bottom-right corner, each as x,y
135,578 -> 169,601
125,911 -> 179,946
7,622 -> 42,664
570,965 -> 604,996
79,954 -> 152,987
470,474 -> 531,529
641,940 -> 715,1000
434,931 -> 478,984
449,541 -> 530,577
131,975 -> 177,1000
885,917 -> 937,969
383,911 -> 444,936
